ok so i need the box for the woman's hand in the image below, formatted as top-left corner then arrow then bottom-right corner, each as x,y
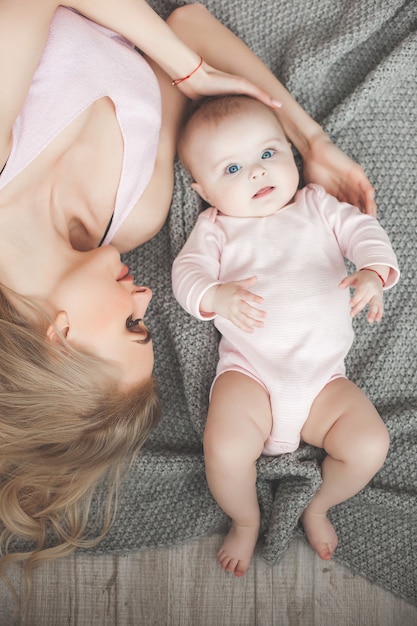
302,134 -> 377,216
173,60 -> 281,111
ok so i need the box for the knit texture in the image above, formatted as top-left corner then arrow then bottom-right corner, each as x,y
13,0 -> 417,607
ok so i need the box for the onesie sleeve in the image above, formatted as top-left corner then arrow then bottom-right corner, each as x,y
172,208 -> 224,320
310,185 -> 400,288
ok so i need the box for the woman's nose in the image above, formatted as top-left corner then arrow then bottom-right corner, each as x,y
97,244 -> 121,264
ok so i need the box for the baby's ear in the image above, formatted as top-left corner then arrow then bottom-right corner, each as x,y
191,182 -> 210,204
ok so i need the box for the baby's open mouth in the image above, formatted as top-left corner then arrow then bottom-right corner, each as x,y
253,186 -> 274,198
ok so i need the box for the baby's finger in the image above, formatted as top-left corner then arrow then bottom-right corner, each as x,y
239,298 -> 266,319
349,295 -> 368,317
362,184 -> 377,217
233,312 -> 263,333
241,290 -> 265,306
367,299 -> 384,323
237,275 -> 259,289
339,274 -> 356,290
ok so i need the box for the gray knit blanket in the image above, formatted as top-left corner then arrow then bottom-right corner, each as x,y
120,0 -> 417,606
118,0 -> 417,606
24,0 -> 417,606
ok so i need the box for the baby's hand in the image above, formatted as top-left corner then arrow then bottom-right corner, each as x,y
339,269 -> 385,323
211,276 -> 266,332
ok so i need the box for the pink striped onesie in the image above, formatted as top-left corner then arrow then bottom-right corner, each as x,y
0,7 -> 161,245
172,184 -> 400,455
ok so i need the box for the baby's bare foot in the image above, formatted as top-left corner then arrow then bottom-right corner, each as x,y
217,522 -> 259,577
300,509 -> 338,560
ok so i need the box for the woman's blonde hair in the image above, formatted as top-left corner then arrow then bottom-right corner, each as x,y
0,287 -> 160,595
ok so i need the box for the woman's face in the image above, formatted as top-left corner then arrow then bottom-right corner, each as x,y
50,245 -> 154,388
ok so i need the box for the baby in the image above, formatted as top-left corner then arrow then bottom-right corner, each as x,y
172,95 -> 399,577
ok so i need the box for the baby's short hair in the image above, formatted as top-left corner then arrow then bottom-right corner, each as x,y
178,95 -> 279,177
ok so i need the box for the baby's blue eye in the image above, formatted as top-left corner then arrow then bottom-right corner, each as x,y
226,164 -> 241,174
262,150 -> 274,159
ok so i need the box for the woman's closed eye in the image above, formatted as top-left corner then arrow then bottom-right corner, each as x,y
125,315 -> 152,344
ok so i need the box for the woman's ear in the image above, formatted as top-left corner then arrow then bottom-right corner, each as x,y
45,311 -> 70,345
191,181 -> 210,204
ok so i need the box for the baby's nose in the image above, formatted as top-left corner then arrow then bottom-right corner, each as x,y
250,164 -> 267,179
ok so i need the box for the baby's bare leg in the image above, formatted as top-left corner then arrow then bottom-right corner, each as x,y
204,372 -> 272,577
300,378 -> 390,560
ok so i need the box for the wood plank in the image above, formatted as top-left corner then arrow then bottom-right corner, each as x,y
1,535 -> 416,626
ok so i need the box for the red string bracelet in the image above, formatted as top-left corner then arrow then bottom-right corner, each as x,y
171,56 -> 203,86
359,268 -> 386,287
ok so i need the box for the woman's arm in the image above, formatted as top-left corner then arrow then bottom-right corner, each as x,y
2,0 -> 376,215
67,0 -> 278,108
0,0 -> 271,159
0,0 -> 57,163
75,0 -> 375,214
70,0 -> 202,80
165,4 -> 376,215
70,0 -> 375,213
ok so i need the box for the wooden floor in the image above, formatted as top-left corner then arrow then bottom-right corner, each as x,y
1,534 -> 416,626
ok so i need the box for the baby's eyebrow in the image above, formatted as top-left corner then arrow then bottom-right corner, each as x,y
213,155 -> 239,169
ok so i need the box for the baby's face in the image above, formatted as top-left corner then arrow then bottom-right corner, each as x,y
189,103 -> 300,217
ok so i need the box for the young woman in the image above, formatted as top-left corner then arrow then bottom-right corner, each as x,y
0,0 -> 376,579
